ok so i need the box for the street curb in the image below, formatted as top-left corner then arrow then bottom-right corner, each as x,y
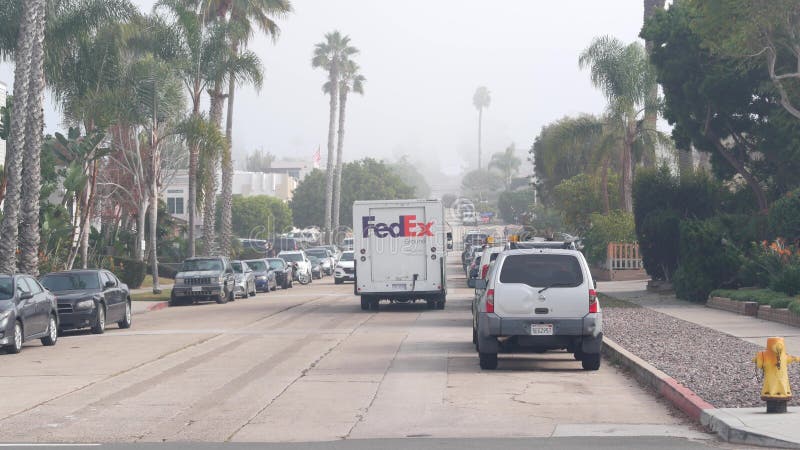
146,301 -> 169,312
700,409 -> 800,449
602,337 -> 714,421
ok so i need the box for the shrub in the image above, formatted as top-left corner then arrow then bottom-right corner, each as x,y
709,288 -> 792,305
769,298 -> 793,309
116,258 -> 146,289
769,264 -> 800,296
672,219 -> 741,302
790,300 -> 800,315
582,211 -> 636,266
638,209 -> 681,280
768,190 -> 800,241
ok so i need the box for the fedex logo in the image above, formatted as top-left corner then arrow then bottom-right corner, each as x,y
362,215 -> 434,238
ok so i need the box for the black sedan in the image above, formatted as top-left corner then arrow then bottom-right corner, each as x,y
267,258 -> 293,289
40,270 -> 132,334
0,274 -> 59,354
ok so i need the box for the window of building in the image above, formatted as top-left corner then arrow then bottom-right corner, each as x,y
167,197 -> 184,215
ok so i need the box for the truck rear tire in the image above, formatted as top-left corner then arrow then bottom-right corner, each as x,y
426,299 -> 435,309
581,353 -> 601,371
360,297 -> 369,310
479,352 -> 498,370
369,298 -> 379,311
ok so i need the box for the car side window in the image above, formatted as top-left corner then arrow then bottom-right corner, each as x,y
16,278 -> 30,296
106,272 -> 120,287
22,277 -> 41,294
99,272 -> 111,287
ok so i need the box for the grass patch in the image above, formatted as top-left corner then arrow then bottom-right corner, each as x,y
709,288 -> 796,307
138,277 -> 174,289
598,292 -> 641,308
131,288 -> 171,302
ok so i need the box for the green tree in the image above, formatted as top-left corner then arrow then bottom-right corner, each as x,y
582,211 -> 636,266
229,195 -> 292,239
312,31 -> 358,242
497,189 -> 533,223
489,144 -> 521,189
473,86 -> 491,169
553,173 -> 620,234
460,168 -> 503,208
241,148 -> 275,172
387,155 -> 430,199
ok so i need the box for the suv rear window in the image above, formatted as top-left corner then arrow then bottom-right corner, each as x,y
499,254 -> 583,287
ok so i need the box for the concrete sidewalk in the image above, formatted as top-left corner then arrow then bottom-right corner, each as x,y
599,279 -> 800,448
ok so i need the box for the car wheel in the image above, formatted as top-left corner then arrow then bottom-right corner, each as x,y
472,327 -> 477,345
217,291 -> 228,304
6,321 -> 22,354
360,297 -> 369,310
335,278 -> 343,285
581,353 -> 601,371
436,298 -> 446,310
91,304 -> 106,334
369,298 -> 379,311
479,352 -> 498,370
426,300 -> 435,310
573,348 -> 584,361
41,315 -> 58,346
118,302 -> 132,329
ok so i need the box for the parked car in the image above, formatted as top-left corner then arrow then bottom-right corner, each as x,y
40,270 -> 132,334
308,256 -> 323,280
305,247 -> 335,275
170,257 -> 235,306
244,259 -> 277,292
473,248 -> 603,371
0,274 -> 58,354
278,251 -> 313,284
467,255 -> 482,288
341,237 -> 354,251
320,245 -> 342,263
267,258 -> 293,289
231,260 -> 257,298
334,251 -> 355,284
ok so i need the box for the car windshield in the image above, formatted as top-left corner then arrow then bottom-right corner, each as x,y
0,277 -> 12,300
306,249 -> 327,258
41,273 -> 101,291
280,253 -> 302,262
181,259 -> 223,272
267,259 -> 285,270
500,254 -> 583,288
309,256 -> 319,264
340,252 -> 354,262
231,262 -> 244,273
246,260 -> 267,272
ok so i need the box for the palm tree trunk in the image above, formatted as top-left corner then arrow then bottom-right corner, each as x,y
601,157 -> 611,214
136,199 -> 148,261
323,70 -> 339,244
202,85 -> 225,256
678,147 -> 693,178
642,0 -> 665,168
477,108 -> 483,169
332,89 -> 347,237
0,0 -> 35,274
187,92 -> 202,258
149,182 -> 161,293
221,59 -> 238,257
18,0 -> 46,275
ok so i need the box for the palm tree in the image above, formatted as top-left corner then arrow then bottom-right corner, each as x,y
489,144 -> 521,189
642,0 -> 666,168
473,86 -> 491,169
312,31 -> 358,243
579,35 -> 659,212
0,0 -> 38,274
330,59 -> 364,234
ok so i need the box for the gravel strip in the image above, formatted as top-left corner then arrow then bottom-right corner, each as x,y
604,306 -> 800,408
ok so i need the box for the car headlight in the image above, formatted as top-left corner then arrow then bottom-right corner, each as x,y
75,299 -> 95,310
212,276 -> 222,284
256,275 -> 267,280
0,310 -> 10,324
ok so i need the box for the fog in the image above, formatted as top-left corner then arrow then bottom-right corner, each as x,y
1,0 -> 645,185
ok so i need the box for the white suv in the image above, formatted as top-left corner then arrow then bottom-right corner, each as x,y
278,251 -> 312,282
474,248 -> 603,371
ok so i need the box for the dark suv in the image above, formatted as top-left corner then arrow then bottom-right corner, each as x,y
170,257 -> 235,306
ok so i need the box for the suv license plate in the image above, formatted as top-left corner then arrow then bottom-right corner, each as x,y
192,286 -> 202,292
531,324 -> 553,336
392,284 -> 406,290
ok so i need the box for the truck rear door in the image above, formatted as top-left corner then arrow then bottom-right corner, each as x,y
368,205 -> 428,282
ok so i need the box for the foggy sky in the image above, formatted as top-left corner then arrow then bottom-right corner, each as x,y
1,1 -> 645,179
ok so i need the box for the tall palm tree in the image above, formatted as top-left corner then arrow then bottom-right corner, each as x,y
473,86 -> 491,169
330,59 -> 364,234
642,0 -> 666,168
0,0 -> 37,274
579,35 -> 659,212
312,31 -> 358,243
489,144 -> 521,189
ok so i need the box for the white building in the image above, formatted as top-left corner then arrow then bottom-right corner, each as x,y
0,81 -> 6,166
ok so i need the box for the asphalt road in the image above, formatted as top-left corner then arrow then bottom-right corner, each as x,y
0,243 -> 735,448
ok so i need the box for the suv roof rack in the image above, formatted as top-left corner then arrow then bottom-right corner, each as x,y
506,240 -> 576,250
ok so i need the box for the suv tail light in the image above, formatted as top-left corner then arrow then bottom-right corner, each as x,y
486,289 -> 495,313
481,265 -> 489,279
589,289 -> 599,313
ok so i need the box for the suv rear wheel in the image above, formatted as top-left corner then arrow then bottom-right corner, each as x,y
581,353 -> 601,370
479,352 -> 498,370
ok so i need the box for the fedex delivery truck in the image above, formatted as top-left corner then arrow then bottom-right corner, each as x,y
353,199 -> 447,311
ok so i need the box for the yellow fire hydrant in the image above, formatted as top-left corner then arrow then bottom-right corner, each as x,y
754,337 -> 800,413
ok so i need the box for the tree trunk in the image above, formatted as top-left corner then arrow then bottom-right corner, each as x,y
707,131 -> 768,211
135,199 -> 148,261
323,68 -> 339,244
678,147 -> 694,178
149,183 -> 160,294
332,89 -> 347,238
642,0 -> 665,168
0,0 -> 35,274
621,123 -> 635,212
18,0 -> 46,275
202,84 -> 225,256
601,156 -> 611,214
187,90 -> 202,258
221,60 -> 237,257
477,108 -> 483,169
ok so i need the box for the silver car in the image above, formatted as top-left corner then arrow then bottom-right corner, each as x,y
231,261 -> 256,298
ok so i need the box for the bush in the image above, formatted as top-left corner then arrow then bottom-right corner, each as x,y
769,264 -> 800,296
770,298 -> 793,309
638,209 -> 681,280
709,288 -> 792,305
790,300 -> 800,315
672,219 -> 741,302
582,211 -> 636,266
116,258 -> 146,289
768,190 -> 800,240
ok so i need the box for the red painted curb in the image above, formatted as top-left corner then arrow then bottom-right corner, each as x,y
146,301 -> 169,312
603,337 -> 714,422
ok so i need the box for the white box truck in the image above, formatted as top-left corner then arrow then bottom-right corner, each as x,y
353,199 -> 447,311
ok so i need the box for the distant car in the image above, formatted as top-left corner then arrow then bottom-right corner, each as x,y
244,259 -> 277,292
41,270 -> 132,334
334,251 -> 355,284
231,260 -> 256,298
308,256 -> 323,280
267,258 -> 293,289
278,251 -> 312,284
467,255 -> 482,288
305,247 -> 335,275
320,245 -> 342,263
0,274 -> 59,354
170,257 -> 235,306
341,237 -> 354,251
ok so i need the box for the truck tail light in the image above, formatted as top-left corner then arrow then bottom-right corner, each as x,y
589,289 -> 599,313
486,289 -> 495,313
